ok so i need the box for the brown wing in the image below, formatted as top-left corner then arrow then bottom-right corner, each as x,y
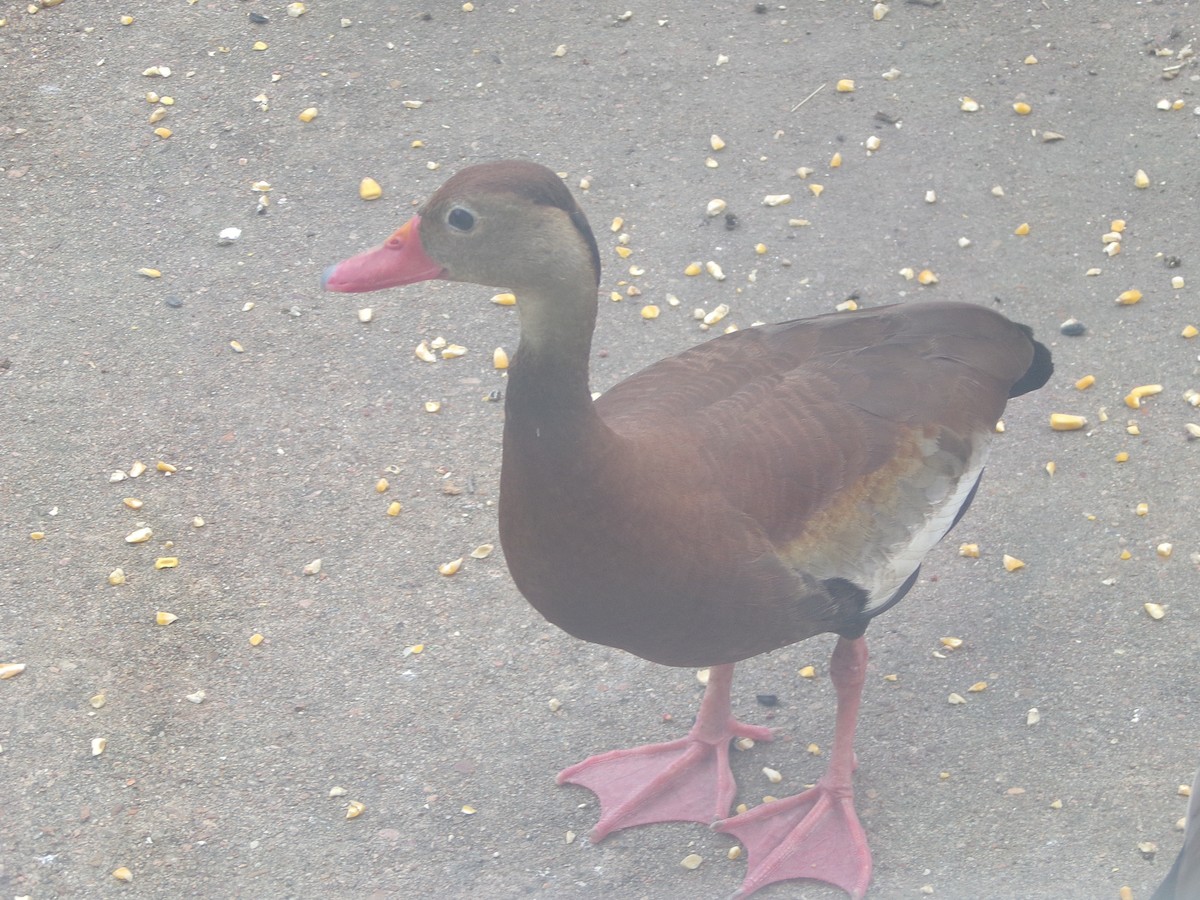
595,301 -> 1042,616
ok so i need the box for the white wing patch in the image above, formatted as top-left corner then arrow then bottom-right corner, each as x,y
863,435 -> 989,611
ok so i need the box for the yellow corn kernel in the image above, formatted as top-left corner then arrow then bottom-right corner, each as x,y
1050,413 -> 1087,431
1116,289 -> 1142,305
1074,375 -> 1095,390
359,177 -> 382,200
1124,384 -> 1163,408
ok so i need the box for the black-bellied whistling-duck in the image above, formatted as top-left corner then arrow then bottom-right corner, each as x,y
323,160 -> 1053,899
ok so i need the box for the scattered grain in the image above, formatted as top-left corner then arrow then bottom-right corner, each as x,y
1050,414 -> 1086,431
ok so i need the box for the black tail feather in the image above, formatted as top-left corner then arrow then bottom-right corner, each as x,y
1009,327 -> 1053,398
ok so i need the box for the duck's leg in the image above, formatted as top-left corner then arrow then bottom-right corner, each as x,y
557,663 -> 773,841
715,635 -> 872,899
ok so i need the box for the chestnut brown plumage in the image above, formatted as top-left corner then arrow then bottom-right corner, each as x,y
324,159 -> 1053,899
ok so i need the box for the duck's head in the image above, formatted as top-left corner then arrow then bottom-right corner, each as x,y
322,160 -> 601,297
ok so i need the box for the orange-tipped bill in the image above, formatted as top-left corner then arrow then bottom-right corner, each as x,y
322,216 -> 445,292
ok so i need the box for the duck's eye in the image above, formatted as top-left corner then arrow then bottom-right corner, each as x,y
447,207 -> 476,232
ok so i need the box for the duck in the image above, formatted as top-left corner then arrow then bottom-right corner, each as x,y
323,159 -> 1053,899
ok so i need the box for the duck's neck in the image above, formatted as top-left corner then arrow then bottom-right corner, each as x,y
504,270 -> 601,429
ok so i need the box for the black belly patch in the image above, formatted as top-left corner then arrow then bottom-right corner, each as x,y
823,566 -> 922,639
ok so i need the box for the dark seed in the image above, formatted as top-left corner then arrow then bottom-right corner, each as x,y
248,12 -> 268,23
1059,318 -> 1086,336
165,296 -> 184,309
724,213 -> 739,231
755,694 -> 778,707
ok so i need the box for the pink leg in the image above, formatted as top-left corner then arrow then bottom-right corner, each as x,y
716,636 -> 872,899
557,663 -> 774,841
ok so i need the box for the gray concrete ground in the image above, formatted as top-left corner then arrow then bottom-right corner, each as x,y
2,2 -> 1198,897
